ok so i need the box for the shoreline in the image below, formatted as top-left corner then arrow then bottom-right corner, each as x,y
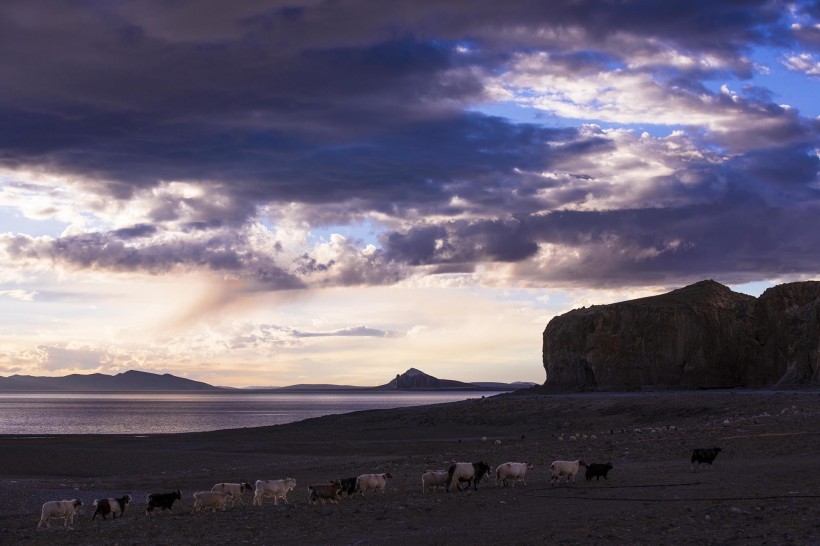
0,389 -> 507,436
2,387 -> 818,438
0,387 -> 519,394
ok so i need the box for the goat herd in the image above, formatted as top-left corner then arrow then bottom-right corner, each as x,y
36,446 -> 722,531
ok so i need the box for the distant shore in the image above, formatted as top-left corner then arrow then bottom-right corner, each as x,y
0,368 -> 537,393
0,390 -> 506,436
2,389 -> 819,545
0,387 -> 514,393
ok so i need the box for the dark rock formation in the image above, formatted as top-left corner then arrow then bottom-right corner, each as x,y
750,282 -> 820,387
542,280 -> 820,390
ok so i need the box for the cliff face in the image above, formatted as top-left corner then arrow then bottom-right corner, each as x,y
542,280 -> 820,390
750,282 -> 820,387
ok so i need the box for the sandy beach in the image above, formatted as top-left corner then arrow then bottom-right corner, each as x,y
2,389 -> 819,545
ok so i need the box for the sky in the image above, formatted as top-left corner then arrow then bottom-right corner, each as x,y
0,1 -> 818,387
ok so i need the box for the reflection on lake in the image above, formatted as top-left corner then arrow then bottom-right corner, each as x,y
0,391 -> 502,435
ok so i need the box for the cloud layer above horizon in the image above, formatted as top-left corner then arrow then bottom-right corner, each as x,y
0,1 -> 818,385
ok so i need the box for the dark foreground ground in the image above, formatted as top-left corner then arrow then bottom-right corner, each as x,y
1,389 -> 819,545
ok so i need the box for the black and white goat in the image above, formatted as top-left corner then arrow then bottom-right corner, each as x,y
92,494 -> 132,520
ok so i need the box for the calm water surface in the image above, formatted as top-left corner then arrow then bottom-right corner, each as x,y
0,391 -> 502,435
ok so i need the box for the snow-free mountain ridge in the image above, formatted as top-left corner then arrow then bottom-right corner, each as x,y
0,369 -> 535,391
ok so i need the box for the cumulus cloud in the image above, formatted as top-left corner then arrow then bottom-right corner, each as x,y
0,289 -> 37,301
781,52 -> 820,76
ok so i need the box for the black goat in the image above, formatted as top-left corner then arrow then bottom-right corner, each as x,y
691,447 -> 722,469
585,462 -> 613,481
146,490 -> 182,515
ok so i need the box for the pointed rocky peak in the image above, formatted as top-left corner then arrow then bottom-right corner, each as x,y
380,368 -> 476,390
678,279 -> 729,292
670,279 -> 737,298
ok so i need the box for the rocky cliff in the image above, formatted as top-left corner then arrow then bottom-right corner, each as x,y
542,280 -> 820,390
750,282 -> 820,387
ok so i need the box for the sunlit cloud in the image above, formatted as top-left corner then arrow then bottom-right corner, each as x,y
781,52 -> 820,76
0,289 -> 37,301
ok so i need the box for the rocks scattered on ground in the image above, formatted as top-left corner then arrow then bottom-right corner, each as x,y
2,389 -> 819,545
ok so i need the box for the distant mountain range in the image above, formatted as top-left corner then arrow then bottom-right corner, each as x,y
0,370 -> 219,391
0,368 -> 537,392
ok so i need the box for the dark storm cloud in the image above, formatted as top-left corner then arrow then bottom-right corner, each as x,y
380,135 -> 820,285
111,224 -> 157,239
0,0 -> 818,288
383,226 -> 447,266
523,198 -> 820,287
706,98 -> 815,151
791,2 -> 820,49
383,218 -> 539,266
382,195 -> 820,288
0,224 -> 407,290
792,24 -> 820,49
0,105 -> 574,222
731,144 -> 820,187
1,231 -> 304,289
0,1 -> 802,194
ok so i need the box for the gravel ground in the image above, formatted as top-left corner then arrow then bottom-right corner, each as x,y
1,389 -> 819,545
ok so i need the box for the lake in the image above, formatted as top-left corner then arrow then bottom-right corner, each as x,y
0,391 -> 503,435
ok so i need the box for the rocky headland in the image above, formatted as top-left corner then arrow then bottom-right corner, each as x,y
542,280 -> 820,390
